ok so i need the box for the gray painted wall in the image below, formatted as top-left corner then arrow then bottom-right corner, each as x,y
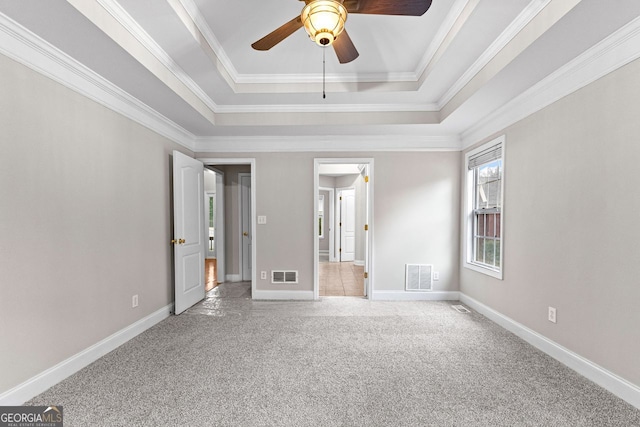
10,43 -> 639,401
460,58 -> 640,386
197,152 -> 461,293
0,54 -> 189,393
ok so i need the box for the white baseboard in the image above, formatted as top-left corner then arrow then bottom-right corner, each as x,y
0,304 -> 173,406
319,250 -> 329,255
252,290 -> 314,300
460,293 -> 640,410
354,259 -> 365,267
225,274 -> 242,282
372,291 -> 460,301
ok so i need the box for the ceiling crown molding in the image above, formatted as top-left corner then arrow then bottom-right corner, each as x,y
438,0 -> 552,109
214,103 -> 439,114
0,11 -> 196,150
193,135 -> 463,153
94,0 -> 219,113
462,14 -> 640,147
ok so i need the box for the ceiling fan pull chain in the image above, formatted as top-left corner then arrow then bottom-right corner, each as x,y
323,48 -> 326,99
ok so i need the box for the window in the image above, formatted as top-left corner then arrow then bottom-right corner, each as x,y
465,136 -> 504,279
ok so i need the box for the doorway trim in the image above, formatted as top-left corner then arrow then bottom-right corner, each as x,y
199,158 -> 256,299
314,158 -> 374,300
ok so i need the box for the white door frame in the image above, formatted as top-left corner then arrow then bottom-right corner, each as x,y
319,186 -> 335,262
314,158 -> 374,300
238,172 -> 251,281
199,158 -> 256,299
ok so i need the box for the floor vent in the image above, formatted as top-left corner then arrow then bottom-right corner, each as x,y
452,305 -> 471,313
271,270 -> 298,284
405,264 -> 432,291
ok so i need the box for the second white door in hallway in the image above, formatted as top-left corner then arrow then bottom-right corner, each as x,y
339,188 -> 355,262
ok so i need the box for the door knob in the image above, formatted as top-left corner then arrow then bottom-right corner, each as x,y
243,232 -> 248,237
179,238 -> 186,244
171,239 -> 178,245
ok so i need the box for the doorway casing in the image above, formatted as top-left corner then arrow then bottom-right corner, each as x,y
314,158 -> 374,300
200,158 -> 257,299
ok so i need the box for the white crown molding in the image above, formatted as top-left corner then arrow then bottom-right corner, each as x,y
193,135 -> 462,153
461,14 -> 640,148
215,103 -> 439,114
438,0 -> 552,109
0,12 -> 196,151
175,0 -> 237,78
96,0 -> 219,113
234,71 -> 419,85
414,0 -> 471,81
460,293 -> 640,409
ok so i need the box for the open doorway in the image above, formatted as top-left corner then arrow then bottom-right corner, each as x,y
314,159 -> 374,300
204,167 -> 225,292
199,158 -> 256,300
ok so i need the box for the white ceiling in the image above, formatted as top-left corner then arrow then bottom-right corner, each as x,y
1,0 -> 640,150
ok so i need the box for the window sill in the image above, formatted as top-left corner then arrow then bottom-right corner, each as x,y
464,261 -> 503,280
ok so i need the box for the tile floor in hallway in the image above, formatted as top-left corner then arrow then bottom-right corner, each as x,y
319,261 -> 365,297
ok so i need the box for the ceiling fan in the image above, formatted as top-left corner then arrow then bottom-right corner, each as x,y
251,0 -> 433,64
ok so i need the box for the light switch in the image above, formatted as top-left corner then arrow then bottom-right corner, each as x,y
258,216 -> 267,224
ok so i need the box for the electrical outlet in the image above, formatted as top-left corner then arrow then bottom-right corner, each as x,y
433,271 -> 440,281
548,306 -> 556,323
132,295 -> 138,308
258,216 -> 267,224
261,271 -> 267,280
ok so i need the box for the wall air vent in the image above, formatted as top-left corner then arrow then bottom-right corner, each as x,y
271,270 -> 298,284
405,264 -> 432,291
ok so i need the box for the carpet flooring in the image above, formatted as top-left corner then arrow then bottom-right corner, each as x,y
27,283 -> 640,426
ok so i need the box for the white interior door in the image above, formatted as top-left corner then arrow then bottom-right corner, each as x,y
240,173 -> 251,281
173,151 -> 205,315
340,189 -> 356,262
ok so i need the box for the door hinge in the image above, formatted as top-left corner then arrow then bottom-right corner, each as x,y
339,196 -> 342,200
339,222 -> 342,227
364,175 -> 369,183
339,248 -> 342,252
364,272 -> 368,279
364,224 -> 369,231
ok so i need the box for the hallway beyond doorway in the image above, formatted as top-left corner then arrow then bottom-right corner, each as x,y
205,259 -> 218,292
319,262 -> 364,297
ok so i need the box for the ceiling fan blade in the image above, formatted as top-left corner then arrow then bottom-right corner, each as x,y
251,16 -> 303,51
333,30 -> 359,64
345,0 -> 432,16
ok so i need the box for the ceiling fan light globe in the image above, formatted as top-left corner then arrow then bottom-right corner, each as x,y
301,0 -> 347,47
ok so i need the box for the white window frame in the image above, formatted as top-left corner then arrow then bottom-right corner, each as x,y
464,135 -> 505,280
